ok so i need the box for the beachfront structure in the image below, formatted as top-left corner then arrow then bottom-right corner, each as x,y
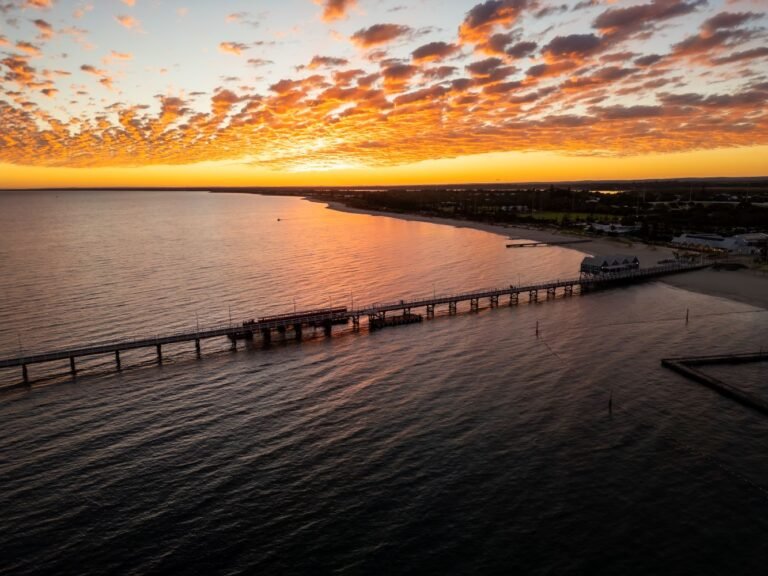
586,222 -> 641,235
671,233 -> 768,254
580,254 -> 640,276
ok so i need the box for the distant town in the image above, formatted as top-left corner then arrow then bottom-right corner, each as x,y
301,178 -> 768,263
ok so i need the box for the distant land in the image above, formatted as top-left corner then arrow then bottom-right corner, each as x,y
2,176 -> 768,194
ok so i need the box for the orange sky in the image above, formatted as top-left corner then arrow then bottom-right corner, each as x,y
2,146 -> 768,189
1,0 -> 767,187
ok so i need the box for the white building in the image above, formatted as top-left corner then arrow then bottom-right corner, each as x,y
671,233 -> 768,254
580,254 -> 640,275
587,222 -> 641,235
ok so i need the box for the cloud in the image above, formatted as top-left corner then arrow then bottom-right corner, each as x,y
506,40 -> 537,58
81,63 -> 116,90
115,15 -> 141,31
316,0 -> 357,22
411,41 -> 460,63
670,11 -> 763,62
81,64 -> 107,75
1,55 -> 38,89
466,56 -> 504,76
103,50 -> 133,64
381,62 -> 417,90
422,65 -> 458,79
308,55 -> 350,68
351,23 -> 412,48
73,4 -> 94,19
0,0 -> 766,174
33,19 -> 54,40
702,11 -> 761,33
458,0 -> 532,45
594,0 -> 707,41
711,47 -> 768,65
16,41 -> 42,57
121,0 -> 136,6
24,0 -> 53,9
226,12 -> 248,23
219,42 -> 250,56
634,53 -> 665,67
543,33 -> 603,60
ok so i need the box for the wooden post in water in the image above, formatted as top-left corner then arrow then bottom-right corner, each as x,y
686,308 -> 689,325
156,344 -> 162,364
536,320 -> 540,338
195,339 -> 201,358
22,364 -> 29,385
115,350 -> 122,371
69,356 -> 76,376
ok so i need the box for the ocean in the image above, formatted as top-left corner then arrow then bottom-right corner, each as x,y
1,191 -> 767,575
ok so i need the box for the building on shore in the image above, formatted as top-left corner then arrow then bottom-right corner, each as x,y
580,254 -> 640,276
586,222 -> 641,235
670,233 -> 768,255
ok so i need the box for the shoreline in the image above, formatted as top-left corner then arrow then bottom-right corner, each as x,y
319,199 -> 768,311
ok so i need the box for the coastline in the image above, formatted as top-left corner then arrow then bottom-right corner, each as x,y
320,200 -> 768,311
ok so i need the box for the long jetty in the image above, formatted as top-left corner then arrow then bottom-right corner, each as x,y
1,262 -> 707,387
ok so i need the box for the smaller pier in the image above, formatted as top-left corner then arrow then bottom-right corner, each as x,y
507,239 -> 591,248
662,352 -> 768,416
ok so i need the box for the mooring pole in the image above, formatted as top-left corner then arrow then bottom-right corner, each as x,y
69,356 -> 76,376
156,344 -> 162,364
686,308 -> 689,325
115,350 -> 122,371
22,364 -> 29,385
536,320 -> 539,338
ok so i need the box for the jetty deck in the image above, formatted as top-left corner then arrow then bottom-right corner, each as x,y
1,262 -> 707,386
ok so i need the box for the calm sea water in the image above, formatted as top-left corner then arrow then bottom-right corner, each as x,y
1,191 -> 767,575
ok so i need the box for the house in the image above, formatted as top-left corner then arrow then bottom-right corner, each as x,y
587,222 -> 641,235
580,254 -> 640,275
671,233 -> 768,254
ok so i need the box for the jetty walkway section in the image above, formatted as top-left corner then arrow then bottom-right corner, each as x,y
1,262 -> 707,386
662,352 -> 768,415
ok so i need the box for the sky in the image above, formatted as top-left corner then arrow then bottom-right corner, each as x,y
1,0 -> 767,188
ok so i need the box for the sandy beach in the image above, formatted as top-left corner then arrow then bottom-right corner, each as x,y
322,200 -> 768,311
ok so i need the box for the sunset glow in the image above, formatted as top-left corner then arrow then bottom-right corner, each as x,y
1,0 -> 767,187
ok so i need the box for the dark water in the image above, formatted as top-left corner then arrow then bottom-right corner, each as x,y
1,192 -> 767,575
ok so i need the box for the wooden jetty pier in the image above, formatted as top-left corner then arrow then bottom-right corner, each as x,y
0,262 -> 707,387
